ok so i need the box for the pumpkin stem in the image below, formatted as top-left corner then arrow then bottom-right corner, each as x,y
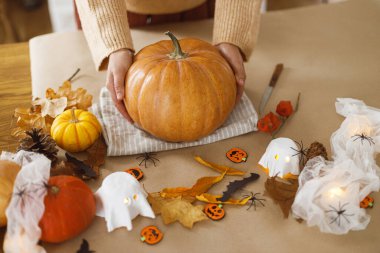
165,31 -> 188,59
50,185 -> 60,195
70,108 -> 79,123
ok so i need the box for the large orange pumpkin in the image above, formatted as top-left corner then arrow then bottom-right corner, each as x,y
0,160 -> 21,227
125,32 -> 237,142
39,176 -> 96,243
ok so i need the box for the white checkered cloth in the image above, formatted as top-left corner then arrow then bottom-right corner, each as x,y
91,88 -> 258,156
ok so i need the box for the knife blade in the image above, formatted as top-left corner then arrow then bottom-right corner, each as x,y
258,63 -> 284,116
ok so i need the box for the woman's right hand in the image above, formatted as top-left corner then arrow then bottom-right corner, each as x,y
106,48 -> 134,123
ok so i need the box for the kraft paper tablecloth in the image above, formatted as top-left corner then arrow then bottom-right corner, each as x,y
27,0 -> 380,253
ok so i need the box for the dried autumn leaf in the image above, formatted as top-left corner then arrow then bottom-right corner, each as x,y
264,177 -> 299,218
11,107 -> 52,139
50,160 -> 76,177
147,192 -> 167,215
46,81 -> 92,110
66,153 -> 99,180
160,198 -> 208,229
32,97 -> 67,118
160,172 -> 226,199
194,156 -> 246,175
84,137 -> 107,168
196,193 -> 251,205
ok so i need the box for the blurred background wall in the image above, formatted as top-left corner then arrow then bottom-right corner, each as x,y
0,0 -> 346,44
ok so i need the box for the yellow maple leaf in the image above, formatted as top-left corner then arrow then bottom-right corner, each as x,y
194,156 -> 246,175
196,193 -> 251,205
160,172 -> 226,199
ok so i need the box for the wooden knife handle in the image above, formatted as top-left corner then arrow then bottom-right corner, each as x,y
269,63 -> 284,87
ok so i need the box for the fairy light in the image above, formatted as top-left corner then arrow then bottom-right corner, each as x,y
285,156 -> 291,163
328,187 -> 344,199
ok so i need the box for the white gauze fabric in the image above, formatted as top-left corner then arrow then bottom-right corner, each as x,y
1,151 -> 51,253
292,98 -> 380,234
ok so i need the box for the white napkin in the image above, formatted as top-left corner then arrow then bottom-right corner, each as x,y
92,88 -> 258,156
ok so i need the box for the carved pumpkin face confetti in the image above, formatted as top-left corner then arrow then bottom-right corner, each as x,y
226,148 -> 248,163
204,203 -> 225,221
125,167 -> 144,181
140,225 -> 163,245
360,195 -> 374,209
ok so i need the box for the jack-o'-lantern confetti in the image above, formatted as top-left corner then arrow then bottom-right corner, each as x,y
204,203 -> 225,221
125,167 -> 144,181
226,148 -> 248,163
140,226 -> 163,245
360,195 -> 374,209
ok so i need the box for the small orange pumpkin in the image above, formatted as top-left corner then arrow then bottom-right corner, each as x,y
226,148 -> 248,163
140,225 -> 163,245
125,167 -> 144,181
204,203 -> 225,221
125,31 -> 236,142
39,176 -> 96,243
360,195 -> 374,209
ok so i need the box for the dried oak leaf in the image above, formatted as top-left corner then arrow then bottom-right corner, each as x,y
66,153 -> 99,180
84,137 -> 107,168
264,177 -> 299,218
11,107 -> 53,139
147,192 -> 169,215
31,97 -> 67,118
194,156 -> 245,175
46,81 -> 92,110
160,172 -> 226,199
160,198 -> 208,229
196,193 -> 251,205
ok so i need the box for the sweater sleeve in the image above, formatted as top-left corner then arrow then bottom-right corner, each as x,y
213,0 -> 262,61
75,0 -> 134,71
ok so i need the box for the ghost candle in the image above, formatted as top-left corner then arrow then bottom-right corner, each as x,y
95,172 -> 155,232
258,137 -> 300,178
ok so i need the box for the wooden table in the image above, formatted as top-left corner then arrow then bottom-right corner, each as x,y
0,43 -> 32,152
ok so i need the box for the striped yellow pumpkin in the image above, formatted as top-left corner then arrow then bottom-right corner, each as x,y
51,108 -> 101,152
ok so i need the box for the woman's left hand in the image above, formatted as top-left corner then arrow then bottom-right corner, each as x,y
215,43 -> 246,105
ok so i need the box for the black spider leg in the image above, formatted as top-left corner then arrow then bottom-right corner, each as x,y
136,152 -> 160,168
352,134 -> 375,146
13,184 -> 40,216
241,192 -> 266,211
290,140 -> 308,167
325,202 -> 354,226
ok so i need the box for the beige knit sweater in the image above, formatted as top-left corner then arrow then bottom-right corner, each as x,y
76,0 -> 262,70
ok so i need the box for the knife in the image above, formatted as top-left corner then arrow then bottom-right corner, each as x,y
258,63 -> 284,116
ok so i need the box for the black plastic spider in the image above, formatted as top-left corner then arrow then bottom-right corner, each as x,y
136,152 -> 160,168
290,140 -> 308,167
242,192 -> 266,211
325,202 -> 354,226
352,133 -> 375,146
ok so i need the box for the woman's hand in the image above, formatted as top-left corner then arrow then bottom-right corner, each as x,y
106,48 -> 134,122
215,43 -> 246,105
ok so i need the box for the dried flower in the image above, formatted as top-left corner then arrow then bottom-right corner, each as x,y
276,101 -> 293,117
257,112 -> 282,134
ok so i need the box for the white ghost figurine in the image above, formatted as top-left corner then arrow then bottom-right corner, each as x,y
258,137 -> 300,178
95,172 -> 155,232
